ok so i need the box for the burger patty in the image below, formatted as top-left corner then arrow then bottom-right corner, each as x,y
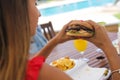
66,24 -> 94,33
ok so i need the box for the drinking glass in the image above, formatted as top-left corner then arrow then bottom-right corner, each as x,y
73,39 -> 89,61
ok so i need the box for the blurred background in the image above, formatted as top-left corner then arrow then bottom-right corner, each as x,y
36,0 -> 120,32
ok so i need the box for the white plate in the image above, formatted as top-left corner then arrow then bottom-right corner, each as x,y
50,58 -> 78,71
65,59 -> 111,80
65,59 -> 88,73
50,58 -> 111,80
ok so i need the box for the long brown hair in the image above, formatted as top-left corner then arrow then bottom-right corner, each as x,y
0,0 -> 30,80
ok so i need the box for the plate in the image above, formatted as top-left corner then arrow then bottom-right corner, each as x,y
50,58 -> 111,80
65,59 -> 111,80
65,59 -> 88,73
50,57 -> 77,71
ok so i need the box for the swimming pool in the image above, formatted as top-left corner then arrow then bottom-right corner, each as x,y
39,0 -> 115,16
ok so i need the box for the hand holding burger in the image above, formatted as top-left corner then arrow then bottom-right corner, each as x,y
66,20 -> 95,38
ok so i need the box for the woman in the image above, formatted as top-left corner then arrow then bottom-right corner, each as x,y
1,0 -> 120,80
0,0 -> 74,80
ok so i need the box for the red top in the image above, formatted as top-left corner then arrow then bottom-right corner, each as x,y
25,56 -> 45,80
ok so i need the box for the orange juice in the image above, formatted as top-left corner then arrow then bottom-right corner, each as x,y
73,39 -> 87,52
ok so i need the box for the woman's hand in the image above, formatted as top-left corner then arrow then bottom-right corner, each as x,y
53,21 -> 77,44
66,20 -> 113,49
35,22 -> 77,58
85,20 -> 113,49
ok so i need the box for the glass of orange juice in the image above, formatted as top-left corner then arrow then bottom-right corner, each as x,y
73,39 -> 89,61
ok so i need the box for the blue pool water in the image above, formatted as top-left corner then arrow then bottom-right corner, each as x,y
39,0 -> 115,16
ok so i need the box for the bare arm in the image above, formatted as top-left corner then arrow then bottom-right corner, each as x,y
86,20 -> 120,80
33,22 -> 75,59
102,43 -> 120,80
38,63 -> 72,80
67,20 -> 120,80
35,22 -> 74,80
34,37 -> 58,58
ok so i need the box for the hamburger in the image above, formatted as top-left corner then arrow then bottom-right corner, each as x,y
66,22 -> 95,38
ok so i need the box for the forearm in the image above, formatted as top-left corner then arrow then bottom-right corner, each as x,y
34,37 -> 58,58
101,44 -> 120,80
102,44 -> 120,70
